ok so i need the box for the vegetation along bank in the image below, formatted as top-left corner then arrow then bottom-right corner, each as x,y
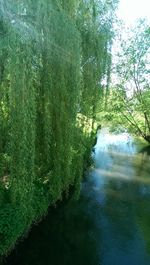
0,0 -> 117,256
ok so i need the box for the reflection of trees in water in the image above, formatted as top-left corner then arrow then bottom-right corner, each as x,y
101,152 -> 150,257
140,146 -> 150,156
136,198 -> 150,255
133,147 -> 150,182
103,179 -> 137,244
5,198 -> 102,265
94,139 -> 150,256
131,152 -> 150,258
102,178 -> 150,258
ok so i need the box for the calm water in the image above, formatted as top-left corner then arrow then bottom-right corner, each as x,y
3,130 -> 150,265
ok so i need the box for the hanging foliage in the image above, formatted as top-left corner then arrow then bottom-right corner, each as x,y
0,0 -> 117,256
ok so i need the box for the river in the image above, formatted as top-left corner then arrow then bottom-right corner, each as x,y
3,129 -> 150,265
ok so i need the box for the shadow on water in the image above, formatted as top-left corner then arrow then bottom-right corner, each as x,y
3,129 -> 150,265
3,196 -> 101,265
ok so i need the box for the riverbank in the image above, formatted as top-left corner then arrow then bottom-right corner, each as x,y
0,127 -> 96,258
3,130 -> 150,265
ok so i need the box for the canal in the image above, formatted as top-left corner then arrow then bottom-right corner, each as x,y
3,129 -> 150,265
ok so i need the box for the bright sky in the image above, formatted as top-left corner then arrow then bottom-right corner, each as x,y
117,0 -> 150,25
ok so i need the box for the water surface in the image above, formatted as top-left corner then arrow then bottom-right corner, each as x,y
4,129 -> 150,265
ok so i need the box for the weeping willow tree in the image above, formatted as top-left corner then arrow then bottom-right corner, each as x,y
75,0 -> 118,168
77,0 -> 118,127
0,0 -> 117,256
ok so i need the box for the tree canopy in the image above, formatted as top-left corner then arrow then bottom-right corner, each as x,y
98,19 -> 150,141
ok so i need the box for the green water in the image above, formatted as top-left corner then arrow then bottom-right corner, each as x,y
3,130 -> 150,265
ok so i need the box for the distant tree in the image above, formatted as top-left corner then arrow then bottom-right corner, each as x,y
112,19 -> 150,142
